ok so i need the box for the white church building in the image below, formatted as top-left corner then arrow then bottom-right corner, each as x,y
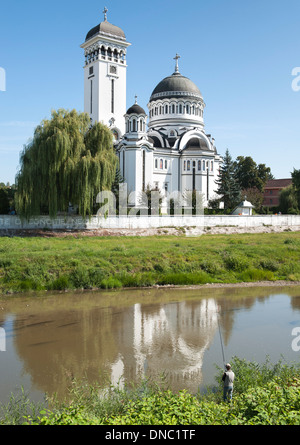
81,9 -> 222,210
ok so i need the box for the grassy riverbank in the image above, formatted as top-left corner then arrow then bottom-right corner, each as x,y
1,357 -> 299,425
0,231 -> 300,294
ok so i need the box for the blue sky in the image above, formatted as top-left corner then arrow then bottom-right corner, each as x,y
0,0 -> 300,185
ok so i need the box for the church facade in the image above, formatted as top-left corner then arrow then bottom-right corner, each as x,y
81,10 -> 222,209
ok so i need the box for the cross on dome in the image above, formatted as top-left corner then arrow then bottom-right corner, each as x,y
174,53 -> 181,73
103,6 -> 108,21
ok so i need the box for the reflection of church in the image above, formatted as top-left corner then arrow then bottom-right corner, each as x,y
81,9 -> 222,206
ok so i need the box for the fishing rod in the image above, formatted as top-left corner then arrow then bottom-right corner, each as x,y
215,303 -> 226,369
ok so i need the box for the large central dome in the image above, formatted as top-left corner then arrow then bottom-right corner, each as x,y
150,72 -> 202,102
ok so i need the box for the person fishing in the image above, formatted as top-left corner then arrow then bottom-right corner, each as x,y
222,363 -> 235,402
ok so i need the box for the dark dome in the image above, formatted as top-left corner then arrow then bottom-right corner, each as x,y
150,72 -> 202,102
185,137 -> 208,151
86,20 -> 126,41
126,103 -> 146,115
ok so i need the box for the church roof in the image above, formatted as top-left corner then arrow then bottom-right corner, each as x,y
85,20 -> 126,41
150,72 -> 202,102
126,103 -> 146,115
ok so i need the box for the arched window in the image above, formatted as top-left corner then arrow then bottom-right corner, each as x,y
165,105 -> 168,114
202,160 -> 205,171
155,158 -> 158,169
140,119 -> 143,131
165,159 -> 168,169
211,161 -> 214,171
198,160 -> 201,170
160,159 -> 163,169
132,119 -> 136,132
183,161 -> 186,171
179,104 -> 182,113
172,104 -> 175,113
187,160 -> 190,171
101,46 -> 106,58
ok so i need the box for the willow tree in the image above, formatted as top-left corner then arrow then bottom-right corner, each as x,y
15,109 -> 118,219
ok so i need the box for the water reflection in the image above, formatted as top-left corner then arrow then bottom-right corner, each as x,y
0,285 -> 299,401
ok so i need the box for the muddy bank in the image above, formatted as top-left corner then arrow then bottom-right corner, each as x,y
0,225 -> 300,238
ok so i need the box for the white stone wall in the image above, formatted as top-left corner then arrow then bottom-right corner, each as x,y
1,214 -> 300,230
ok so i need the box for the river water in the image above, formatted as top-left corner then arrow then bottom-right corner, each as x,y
0,285 -> 300,403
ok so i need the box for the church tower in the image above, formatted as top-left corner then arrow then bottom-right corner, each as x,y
80,8 -> 131,139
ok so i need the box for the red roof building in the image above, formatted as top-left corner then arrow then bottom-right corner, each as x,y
263,178 -> 292,207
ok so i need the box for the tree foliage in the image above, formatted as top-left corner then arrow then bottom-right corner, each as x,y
15,109 -> 118,219
234,156 -> 273,192
215,149 -> 241,210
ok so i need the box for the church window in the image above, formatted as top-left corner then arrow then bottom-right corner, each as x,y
159,106 -> 162,114
155,107 -> 158,115
132,119 -> 136,132
111,79 -> 115,113
211,161 -> 214,171
187,160 -> 190,171
170,130 -> 175,137
165,105 -> 168,114
179,104 -> 182,113
89,66 -> 94,76
107,48 -> 112,60
123,150 -> 125,178
169,106 -> 172,113
101,46 -> 106,58
202,160 -> 205,171
165,160 -> 168,169
172,104 -> 175,113
90,80 -> 93,114
183,161 -> 186,171
140,119 -> 143,131
198,160 -> 201,170
114,49 -> 118,62
186,105 -> 190,114
155,158 -> 158,169
160,159 -> 163,169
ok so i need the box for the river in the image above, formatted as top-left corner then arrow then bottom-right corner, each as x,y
0,285 -> 300,403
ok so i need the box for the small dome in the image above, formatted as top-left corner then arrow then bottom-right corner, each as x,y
86,20 -> 126,41
126,103 -> 146,115
150,72 -> 202,102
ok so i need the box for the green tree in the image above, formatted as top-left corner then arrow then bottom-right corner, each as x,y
15,109 -> 118,219
278,185 -> 299,214
291,168 -> 300,209
234,156 -> 273,192
215,149 -> 241,210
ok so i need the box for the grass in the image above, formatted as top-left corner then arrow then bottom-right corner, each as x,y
0,231 -> 300,293
1,357 -> 299,425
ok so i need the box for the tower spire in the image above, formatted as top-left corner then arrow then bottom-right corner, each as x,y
174,53 -> 180,74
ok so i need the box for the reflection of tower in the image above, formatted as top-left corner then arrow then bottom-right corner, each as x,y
80,8 -> 131,138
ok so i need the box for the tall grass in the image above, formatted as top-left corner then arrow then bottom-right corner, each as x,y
1,357 -> 299,425
0,232 -> 299,293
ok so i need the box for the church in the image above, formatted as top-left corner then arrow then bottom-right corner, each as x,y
80,9 -> 222,210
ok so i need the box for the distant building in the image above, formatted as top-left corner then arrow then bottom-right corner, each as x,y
263,178 -> 292,207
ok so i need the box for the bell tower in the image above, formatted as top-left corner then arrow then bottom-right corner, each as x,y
80,8 -> 131,139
